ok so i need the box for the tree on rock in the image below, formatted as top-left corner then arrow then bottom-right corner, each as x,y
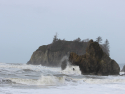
53,33 -> 58,43
103,39 -> 110,55
73,37 -> 81,42
96,36 -> 102,43
82,38 -> 90,42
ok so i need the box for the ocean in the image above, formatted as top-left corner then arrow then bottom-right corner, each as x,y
0,62 -> 125,94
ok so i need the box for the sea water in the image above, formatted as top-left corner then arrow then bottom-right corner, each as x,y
0,62 -> 125,94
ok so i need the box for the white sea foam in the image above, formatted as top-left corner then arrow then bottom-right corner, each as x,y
0,83 -> 125,94
0,63 -> 61,74
8,75 -> 65,85
81,77 -> 125,84
61,65 -> 81,75
37,75 -> 65,85
0,63 -> 125,94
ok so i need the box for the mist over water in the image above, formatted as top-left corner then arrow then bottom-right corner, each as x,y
60,55 -> 69,63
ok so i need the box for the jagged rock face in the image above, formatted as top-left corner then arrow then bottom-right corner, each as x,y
69,40 -> 120,76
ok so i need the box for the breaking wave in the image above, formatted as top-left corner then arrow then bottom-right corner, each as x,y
61,64 -> 81,75
0,78 -> 13,84
0,62 -> 125,86
0,63 -> 60,73
8,75 -> 65,86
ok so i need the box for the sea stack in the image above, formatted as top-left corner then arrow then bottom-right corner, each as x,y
69,40 -> 120,76
121,65 -> 125,72
27,39 -> 109,66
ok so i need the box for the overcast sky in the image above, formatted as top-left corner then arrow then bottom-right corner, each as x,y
0,0 -> 125,64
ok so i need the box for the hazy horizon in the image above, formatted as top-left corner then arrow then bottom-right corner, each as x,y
0,0 -> 125,65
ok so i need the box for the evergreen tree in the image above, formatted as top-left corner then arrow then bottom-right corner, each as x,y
103,39 -> 110,55
73,37 -> 81,42
82,38 -> 90,42
53,33 -> 58,43
96,36 -> 102,43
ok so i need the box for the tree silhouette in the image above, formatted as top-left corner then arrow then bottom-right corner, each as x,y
53,33 -> 58,43
96,36 -> 102,43
103,39 -> 110,55
73,37 -> 81,42
82,38 -> 90,42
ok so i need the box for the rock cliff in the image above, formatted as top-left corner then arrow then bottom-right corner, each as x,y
27,40 -> 110,67
69,40 -> 120,76
27,40 -> 88,66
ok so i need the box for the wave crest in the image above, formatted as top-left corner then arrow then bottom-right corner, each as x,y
8,75 -> 65,86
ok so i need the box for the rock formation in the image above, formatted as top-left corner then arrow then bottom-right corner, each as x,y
27,39 -> 110,67
69,40 -> 120,76
27,40 -> 88,66
121,65 -> 125,72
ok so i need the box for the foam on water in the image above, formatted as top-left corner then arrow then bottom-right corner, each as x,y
82,78 -> 125,84
0,82 -> 125,94
8,75 -> 65,86
61,65 -> 81,75
0,63 -> 125,94
0,78 -> 13,84
0,63 -> 61,76
0,63 -> 59,72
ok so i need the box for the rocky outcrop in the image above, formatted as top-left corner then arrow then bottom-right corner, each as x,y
121,65 -> 125,72
69,40 -> 120,76
27,40 -> 110,67
27,41 -> 88,66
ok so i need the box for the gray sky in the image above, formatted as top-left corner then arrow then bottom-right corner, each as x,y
0,0 -> 125,64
